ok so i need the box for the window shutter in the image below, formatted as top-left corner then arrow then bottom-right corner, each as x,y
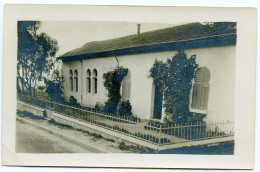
203,68 -> 210,83
121,70 -> 131,100
191,67 -> 210,110
194,68 -> 203,83
192,85 -> 200,108
200,86 -> 209,108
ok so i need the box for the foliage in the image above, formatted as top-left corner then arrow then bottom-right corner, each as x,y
17,21 -> 59,96
118,142 -> 130,150
95,102 -> 104,111
202,22 -> 236,35
48,119 -> 73,129
102,66 -> 128,113
117,100 -> 132,116
149,50 -> 198,124
17,110 -> 46,121
37,85 -> 45,91
188,113 -> 207,124
44,69 -> 65,103
69,96 -> 79,106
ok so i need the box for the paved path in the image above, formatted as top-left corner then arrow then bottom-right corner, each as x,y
16,120 -> 97,153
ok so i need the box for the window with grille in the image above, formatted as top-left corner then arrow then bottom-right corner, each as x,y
74,70 -> 78,92
122,70 -> 131,100
69,70 -> 73,92
86,69 -> 91,93
191,67 -> 210,110
93,69 -> 98,94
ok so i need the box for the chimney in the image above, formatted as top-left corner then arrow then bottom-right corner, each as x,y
137,24 -> 141,36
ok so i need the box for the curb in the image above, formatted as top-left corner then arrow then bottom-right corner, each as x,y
16,117 -> 108,153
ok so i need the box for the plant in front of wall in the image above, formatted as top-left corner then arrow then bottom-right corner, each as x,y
95,102 -> 104,112
149,50 -> 198,124
117,99 -> 132,116
103,66 -> 128,113
68,96 -> 79,106
44,69 -> 65,103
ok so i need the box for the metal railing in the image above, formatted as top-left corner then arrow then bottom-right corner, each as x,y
17,93 -> 234,148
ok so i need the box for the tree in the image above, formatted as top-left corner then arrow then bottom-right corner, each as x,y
44,69 -> 65,103
17,21 -> 59,96
149,50 -> 198,124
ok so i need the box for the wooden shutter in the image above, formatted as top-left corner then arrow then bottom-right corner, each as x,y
200,86 -> 209,108
191,85 -> 200,108
191,67 -> 210,110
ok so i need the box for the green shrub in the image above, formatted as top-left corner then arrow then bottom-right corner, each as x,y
103,66 -> 128,113
149,50 -> 198,124
44,69 -> 65,103
117,100 -> 132,116
187,113 -> 206,124
118,142 -> 129,150
69,96 -> 79,106
95,102 -> 104,111
37,85 -> 45,91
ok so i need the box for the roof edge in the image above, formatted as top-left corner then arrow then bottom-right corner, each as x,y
58,33 -> 236,62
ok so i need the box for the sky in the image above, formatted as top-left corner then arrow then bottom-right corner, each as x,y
37,21 -> 185,57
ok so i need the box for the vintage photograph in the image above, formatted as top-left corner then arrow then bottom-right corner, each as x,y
16,21 -> 236,154
2,4 -> 256,169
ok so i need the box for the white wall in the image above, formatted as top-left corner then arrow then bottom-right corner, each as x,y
185,46 -> 236,122
61,60 -> 82,103
61,45 -> 235,122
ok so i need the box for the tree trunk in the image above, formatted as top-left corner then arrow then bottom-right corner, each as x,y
17,77 -> 22,93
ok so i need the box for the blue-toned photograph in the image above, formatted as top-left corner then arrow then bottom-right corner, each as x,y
16,21 -> 236,154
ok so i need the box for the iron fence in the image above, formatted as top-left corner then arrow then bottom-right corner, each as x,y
17,93 -> 234,147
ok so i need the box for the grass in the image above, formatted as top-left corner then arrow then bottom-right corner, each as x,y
117,141 -> 151,153
47,119 -> 73,129
104,138 -> 115,143
17,110 -> 46,121
47,119 -> 112,141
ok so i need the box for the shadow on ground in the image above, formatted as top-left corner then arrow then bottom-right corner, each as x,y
140,141 -> 234,154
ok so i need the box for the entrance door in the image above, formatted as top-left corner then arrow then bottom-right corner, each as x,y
153,83 -> 163,119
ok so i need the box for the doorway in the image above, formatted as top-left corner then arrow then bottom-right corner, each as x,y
152,83 -> 163,119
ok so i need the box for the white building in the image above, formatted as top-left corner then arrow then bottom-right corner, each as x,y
58,22 -> 236,123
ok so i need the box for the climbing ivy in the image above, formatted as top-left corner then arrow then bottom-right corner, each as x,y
103,66 -> 128,113
117,99 -> 132,116
149,50 -> 198,124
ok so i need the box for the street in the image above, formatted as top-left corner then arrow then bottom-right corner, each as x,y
16,120 -> 93,153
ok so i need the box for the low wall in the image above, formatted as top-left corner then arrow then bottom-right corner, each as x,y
17,101 -> 46,117
45,109 -> 158,149
17,101 -> 154,149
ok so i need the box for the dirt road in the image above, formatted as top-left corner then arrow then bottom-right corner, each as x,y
16,120 -> 100,153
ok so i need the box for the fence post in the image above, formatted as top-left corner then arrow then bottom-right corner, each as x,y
158,124 -> 162,147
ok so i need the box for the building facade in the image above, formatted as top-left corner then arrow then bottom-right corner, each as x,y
58,22 -> 236,123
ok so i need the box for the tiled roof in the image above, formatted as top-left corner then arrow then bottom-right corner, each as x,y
60,22 -> 236,59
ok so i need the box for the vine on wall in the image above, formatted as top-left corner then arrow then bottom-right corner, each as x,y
149,50 -> 198,124
103,66 -> 132,115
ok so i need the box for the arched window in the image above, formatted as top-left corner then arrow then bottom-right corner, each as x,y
86,69 -> 91,94
191,67 -> 210,110
93,69 -> 98,94
69,70 -> 73,92
74,70 -> 78,92
122,70 -> 131,100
